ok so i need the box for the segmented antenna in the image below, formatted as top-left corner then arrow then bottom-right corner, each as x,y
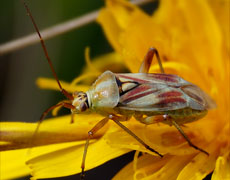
22,0 -> 73,100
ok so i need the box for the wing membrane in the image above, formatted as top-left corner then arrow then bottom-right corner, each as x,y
181,85 -> 216,110
116,73 -> 216,111
119,84 -> 188,111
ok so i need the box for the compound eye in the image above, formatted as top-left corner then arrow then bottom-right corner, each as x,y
80,102 -> 88,112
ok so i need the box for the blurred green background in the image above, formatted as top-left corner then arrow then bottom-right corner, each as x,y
0,0 -> 112,124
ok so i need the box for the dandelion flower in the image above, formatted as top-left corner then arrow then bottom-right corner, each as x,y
98,0 -> 229,179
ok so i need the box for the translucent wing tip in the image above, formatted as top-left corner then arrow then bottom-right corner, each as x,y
182,85 -> 217,110
202,91 -> 217,110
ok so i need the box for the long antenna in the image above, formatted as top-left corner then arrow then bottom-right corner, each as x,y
22,1 -> 76,155
22,0 -> 73,100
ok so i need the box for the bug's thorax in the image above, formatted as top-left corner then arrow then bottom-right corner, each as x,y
71,71 -> 120,114
86,71 -> 120,110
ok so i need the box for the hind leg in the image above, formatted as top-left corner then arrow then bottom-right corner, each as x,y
139,48 -> 165,73
170,120 -> 209,156
135,114 -> 209,155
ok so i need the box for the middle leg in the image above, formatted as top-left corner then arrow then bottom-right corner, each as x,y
109,114 -> 163,157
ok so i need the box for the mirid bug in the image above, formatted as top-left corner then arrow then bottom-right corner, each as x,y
23,1 -> 216,180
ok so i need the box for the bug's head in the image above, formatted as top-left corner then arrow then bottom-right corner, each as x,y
72,91 -> 89,113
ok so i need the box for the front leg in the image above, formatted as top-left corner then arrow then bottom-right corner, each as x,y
109,114 -> 163,157
80,117 -> 109,180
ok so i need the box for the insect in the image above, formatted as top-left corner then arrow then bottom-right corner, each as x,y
23,1 -> 216,180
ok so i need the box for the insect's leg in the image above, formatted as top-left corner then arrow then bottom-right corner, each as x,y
40,102 -> 75,121
80,117 -> 109,180
109,115 -> 163,157
35,102 -> 75,138
139,48 -> 165,73
134,114 -> 166,125
70,113 -> 75,124
28,102 -> 75,154
171,120 -> 209,156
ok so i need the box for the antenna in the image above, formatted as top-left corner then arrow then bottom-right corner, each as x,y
22,1 -> 76,154
22,0 -> 73,100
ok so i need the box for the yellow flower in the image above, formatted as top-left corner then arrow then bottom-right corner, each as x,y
1,0 -> 229,180
97,0 -> 229,179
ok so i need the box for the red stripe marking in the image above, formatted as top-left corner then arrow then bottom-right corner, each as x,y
124,85 -> 152,97
182,86 -> 204,103
149,73 -> 177,77
149,74 -> 178,83
122,89 -> 158,104
157,98 -> 186,106
158,91 -> 182,98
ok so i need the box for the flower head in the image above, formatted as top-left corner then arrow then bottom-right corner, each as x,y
97,0 -> 229,179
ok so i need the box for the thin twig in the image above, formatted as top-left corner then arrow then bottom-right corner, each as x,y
0,0 -> 153,56
0,10 -> 98,55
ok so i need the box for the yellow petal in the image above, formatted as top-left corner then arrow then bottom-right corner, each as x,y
149,61 -> 192,75
145,155 -> 195,180
114,154 -> 194,180
113,154 -> 169,180
208,0 -> 230,51
84,47 -> 101,74
80,52 -> 125,85
97,0 -> 145,55
212,153 -> 230,180
179,0 -> 223,73
70,73 -> 100,86
155,0 -> 223,66
97,7 -> 123,52
106,118 -> 208,156
98,0 -> 162,72
0,141 -> 87,180
0,149 -> 30,180
82,52 -> 125,74
27,137 -> 130,179
0,114 -> 106,150
36,77 -> 89,93
177,138 -> 221,180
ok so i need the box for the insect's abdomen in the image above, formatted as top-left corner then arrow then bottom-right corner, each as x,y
165,108 -> 208,125
114,107 -> 207,125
